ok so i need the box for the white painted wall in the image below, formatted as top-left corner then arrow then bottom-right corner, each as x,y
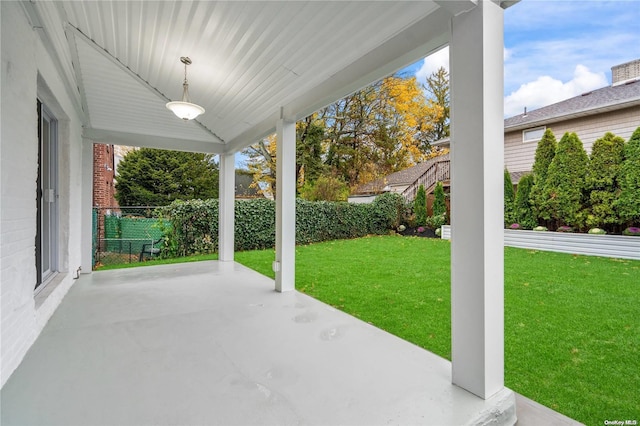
1,2 -> 85,388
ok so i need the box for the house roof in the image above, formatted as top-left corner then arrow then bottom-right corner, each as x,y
504,78 -> 640,131
353,153 -> 449,195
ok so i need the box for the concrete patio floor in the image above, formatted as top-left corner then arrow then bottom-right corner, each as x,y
0,261 -> 521,425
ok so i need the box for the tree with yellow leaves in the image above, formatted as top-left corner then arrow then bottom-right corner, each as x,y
243,73 -> 443,199
324,74 -> 442,188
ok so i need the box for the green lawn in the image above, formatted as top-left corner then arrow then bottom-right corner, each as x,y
96,253 -> 218,270
235,235 -> 640,426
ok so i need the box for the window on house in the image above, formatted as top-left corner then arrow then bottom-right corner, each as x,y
523,126 -> 546,143
36,100 -> 59,291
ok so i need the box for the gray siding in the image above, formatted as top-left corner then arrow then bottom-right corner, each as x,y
504,106 -> 640,173
440,226 -> 640,260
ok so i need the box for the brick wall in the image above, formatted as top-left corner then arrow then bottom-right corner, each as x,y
93,144 -> 119,209
612,59 -> 640,85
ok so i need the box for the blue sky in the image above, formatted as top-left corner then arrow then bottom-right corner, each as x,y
410,0 -> 640,117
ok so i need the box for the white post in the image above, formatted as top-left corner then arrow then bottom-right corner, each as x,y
80,139 -> 93,273
449,0 -> 505,399
275,115 -> 296,292
219,152 -> 235,262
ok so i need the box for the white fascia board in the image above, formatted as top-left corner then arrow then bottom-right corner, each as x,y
83,128 -> 225,154
504,98 -> 640,132
434,0 -> 478,17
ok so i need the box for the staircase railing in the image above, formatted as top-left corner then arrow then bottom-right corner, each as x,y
401,154 -> 450,202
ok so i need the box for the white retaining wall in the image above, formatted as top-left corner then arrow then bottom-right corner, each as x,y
1,2 -> 86,388
440,226 -> 640,260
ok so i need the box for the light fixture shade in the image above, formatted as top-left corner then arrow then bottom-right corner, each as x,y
166,101 -> 205,120
167,56 -> 205,121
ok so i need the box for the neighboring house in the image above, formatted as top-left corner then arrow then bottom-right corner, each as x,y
354,59 -> 640,199
505,59 -> 640,178
348,153 -> 450,203
92,144 -> 118,209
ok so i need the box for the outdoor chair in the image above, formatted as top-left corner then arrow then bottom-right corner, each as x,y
139,238 -> 162,262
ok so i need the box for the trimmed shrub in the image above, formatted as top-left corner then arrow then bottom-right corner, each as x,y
513,173 -> 537,229
530,129 -> 557,221
160,194 -> 406,255
414,185 -> 427,226
425,213 -> 446,230
504,169 -> 516,227
615,127 -> 640,226
159,199 -> 219,257
585,132 -> 625,229
541,132 -> 589,228
432,181 -> 447,218
371,192 -> 407,231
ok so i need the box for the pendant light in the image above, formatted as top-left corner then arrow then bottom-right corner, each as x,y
166,57 -> 205,120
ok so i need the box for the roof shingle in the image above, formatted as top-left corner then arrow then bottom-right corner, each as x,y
504,79 -> 640,129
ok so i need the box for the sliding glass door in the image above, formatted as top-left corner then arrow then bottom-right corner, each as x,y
36,100 -> 58,290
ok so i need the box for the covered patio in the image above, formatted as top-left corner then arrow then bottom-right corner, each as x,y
2,261 -> 517,425
3,1 -> 521,424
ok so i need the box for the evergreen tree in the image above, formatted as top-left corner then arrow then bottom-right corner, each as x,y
115,148 -> 218,206
504,169 -> 516,226
513,174 -> 537,229
296,114 -> 326,188
432,181 -> 446,218
542,132 -> 589,228
616,127 -> 640,225
414,185 -> 427,226
530,128 -> 557,221
584,132 -> 625,229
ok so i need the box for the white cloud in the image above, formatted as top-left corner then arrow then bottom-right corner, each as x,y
415,47 -> 449,83
503,64 -> 607,117
503,47 -> 512,62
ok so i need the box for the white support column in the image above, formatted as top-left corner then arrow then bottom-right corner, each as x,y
219,152 -> 236,262
449,0 -> 505,399
80,139 -> 93,273
274,115 -> 296,292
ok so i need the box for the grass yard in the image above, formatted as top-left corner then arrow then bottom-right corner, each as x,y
95,252 -> 218,270
235,235 -> 640,426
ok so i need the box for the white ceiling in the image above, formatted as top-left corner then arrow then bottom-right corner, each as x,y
33,1 -> 488,154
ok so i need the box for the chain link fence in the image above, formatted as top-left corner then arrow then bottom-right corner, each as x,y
93,206 -> 168,269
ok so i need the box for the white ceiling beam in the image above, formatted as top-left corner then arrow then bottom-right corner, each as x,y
225,6 -> 453,154
434,0 -> 478,17
64,23 -> 91,127
83,128 -> 225,154
20,1 -> 84,119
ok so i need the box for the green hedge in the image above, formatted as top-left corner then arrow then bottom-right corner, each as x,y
160,193 -> 405,256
